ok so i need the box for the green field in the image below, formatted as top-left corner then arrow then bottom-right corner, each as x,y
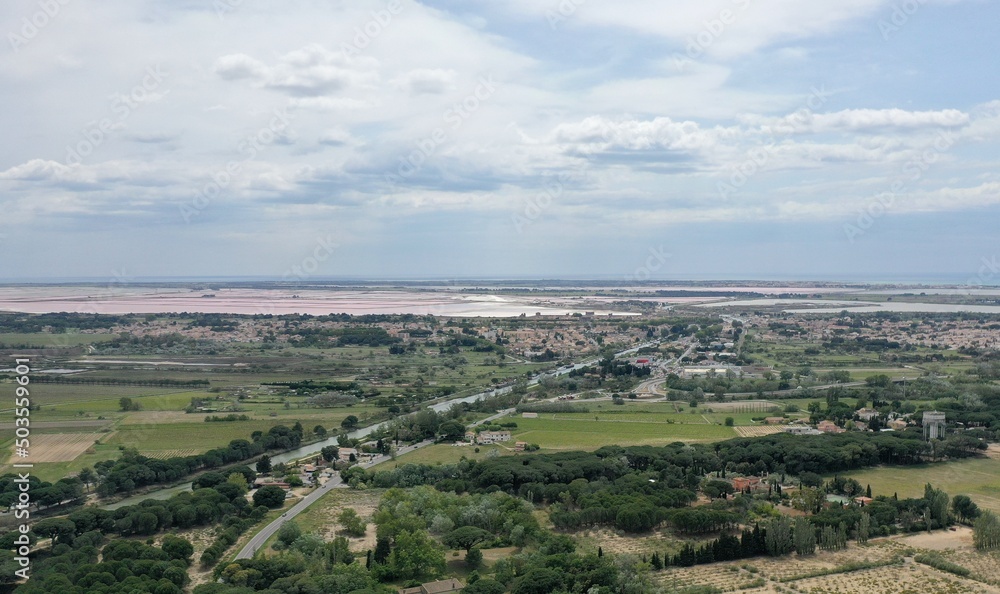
385,443 -> 509,468
841,456 -> 1000,514
512,417 -> 736,450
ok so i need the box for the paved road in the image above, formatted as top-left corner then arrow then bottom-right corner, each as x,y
234,408 -> 514,560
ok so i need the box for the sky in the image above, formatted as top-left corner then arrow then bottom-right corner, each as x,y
1,0 -> 999,282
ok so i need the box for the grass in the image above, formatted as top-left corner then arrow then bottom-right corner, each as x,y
841,456 -> 1000,513
512,417 -> 736,450
0,332 -> 116,347
383,443 -> 509,468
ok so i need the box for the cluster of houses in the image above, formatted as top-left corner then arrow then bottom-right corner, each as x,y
464,430 -> 512,445
770,410 -> 911,436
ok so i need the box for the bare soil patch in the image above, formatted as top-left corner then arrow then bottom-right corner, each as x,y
10,432 -> 107,463
734,426 -> 785,438
899,526 -> 974,551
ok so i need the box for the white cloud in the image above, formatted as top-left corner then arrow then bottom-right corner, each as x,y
390,68 -> 457,95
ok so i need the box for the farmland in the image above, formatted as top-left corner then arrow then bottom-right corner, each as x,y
511,416 -> 737,449
841,455 -> 1000,513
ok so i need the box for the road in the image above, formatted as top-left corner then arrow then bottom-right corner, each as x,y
233,408 -> 514,560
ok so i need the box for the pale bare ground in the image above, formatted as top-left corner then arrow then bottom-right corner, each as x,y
653,532 -> 1000,593
573,527 -> 689,557
734,426 -> 786,438
8,432 -> 109,463
986,444 -> 1000,460
899,525 -> 974,551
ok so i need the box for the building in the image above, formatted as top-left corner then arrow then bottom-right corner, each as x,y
888,418 -> 908,431
856,408 -> 879,422
514,441 -> 528,452
476,431 -> 511,445
399,578 -> 465,594
923,411 -> 946,440
731,476 -> 762,491
817,420 -> 844,434
783,425 -> 822,436
338,447 -> 358,462
854,496 -> 874,506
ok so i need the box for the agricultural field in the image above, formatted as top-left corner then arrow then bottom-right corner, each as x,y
841,455 -> 1000,514
511,416 -> 737,450
383,443 -> 509,468
10,432 -> 108,463
655,532 -> 1000,593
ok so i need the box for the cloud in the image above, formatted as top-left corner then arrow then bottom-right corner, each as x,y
391,68 -> 457,95
214,44 -> 378,97
741,108 -> 971,135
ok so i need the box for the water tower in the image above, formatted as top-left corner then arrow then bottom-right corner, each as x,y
923,411 -> 946,440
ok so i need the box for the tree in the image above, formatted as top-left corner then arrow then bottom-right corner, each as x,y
953,494 -> 981,524
793,517 -> 816,556
724,417 -> 734,427
341,415 -> 359,430
313,425 -> 327,438
765,516 -> 794,556
443,526 -> 491,552
374,537 -> 391,564
119,397 -> 140,411
161,535 -> 194,564
465,546 -> 483,570
321,446 -> 340,463
438,420 -> 466,442
512,567 -> 564,594
77,467 -> 95,492
276,521 -> 302,548
388,529 -> 445,580
226,472 -> 249,495
464,578 -> 506,594
858,512 -> 871,545
256,455 -> 272,475
338,508 -> 367,537
974,511 -> 1000,550
253,485 -> 286,508
32,518 -> 76,544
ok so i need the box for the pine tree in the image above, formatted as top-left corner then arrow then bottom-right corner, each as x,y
866,484 -> 872,498
651,551 -> 663,570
